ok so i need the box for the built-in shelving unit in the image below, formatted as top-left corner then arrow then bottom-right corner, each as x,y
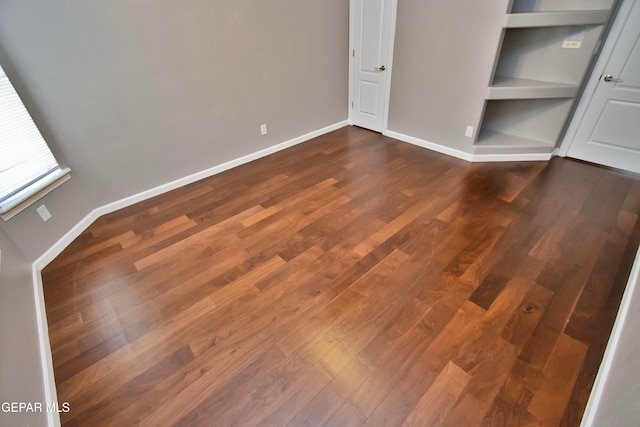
474,0 -> 616,156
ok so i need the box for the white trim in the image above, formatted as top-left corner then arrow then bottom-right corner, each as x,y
558,0 -> 634,157
385,129 -> 552,162
381,0 -> 398,134
32,265 -> 61,427
580,247 -> 640,427
94,121 -> 346,215
348,0 -> 398,133
348,0 -> 355,125
30,120 -> 348,427
33,210 -> 101,271
384,130 -> 475,162
472,152 -> 553,162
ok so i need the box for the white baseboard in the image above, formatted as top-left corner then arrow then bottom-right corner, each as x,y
31,119 -> 348,427
32,265 -> 61,427
33,211 -> 101,271
472,152 -> 553,162
580,247 -> 640,427
384,130 -> 553,162
384,130 -> 474,162
92,121 -> 347,220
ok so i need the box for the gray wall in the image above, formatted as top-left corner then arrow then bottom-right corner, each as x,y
388,0 -> 508,151
0,0 -> 348,260
0,229 -> 47,427
0,178 -> 95,263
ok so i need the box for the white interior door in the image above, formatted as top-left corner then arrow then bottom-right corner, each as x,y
351,0 -> 394,133
567,0 -> 640,174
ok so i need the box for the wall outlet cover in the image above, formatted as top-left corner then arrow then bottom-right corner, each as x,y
260,124 -> 268,135
36,205 -> 52,222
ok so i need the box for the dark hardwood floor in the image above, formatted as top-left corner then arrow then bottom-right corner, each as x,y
42,126 -> 640,426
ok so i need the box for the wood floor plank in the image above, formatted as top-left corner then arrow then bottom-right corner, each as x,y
364,301 -> 487,425
481,378 -> 541,426
286,382 -> 344,427
501,283 -> 554,351
255,362 -> 333,427
133,204 -> 262,271
324,401 -> 365,427
441,337 -> 518,427
173,345 -> 289,426
520,264 -> 590,369
41,126 -> 640,426
405,361 -> 471,426
527,333 -> 588,423
351,327 -> 434,417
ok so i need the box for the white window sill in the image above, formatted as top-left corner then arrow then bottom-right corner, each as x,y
0,168 -> 71,221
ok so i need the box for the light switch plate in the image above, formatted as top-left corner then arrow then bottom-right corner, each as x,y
465,126 -> 474,138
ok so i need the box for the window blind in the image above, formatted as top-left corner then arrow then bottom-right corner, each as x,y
0,65 -> 62,212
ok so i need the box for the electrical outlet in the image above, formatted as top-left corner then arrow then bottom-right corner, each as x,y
260,124 -> 268,135
36,204 -> 52,222
465,126 -> 474,138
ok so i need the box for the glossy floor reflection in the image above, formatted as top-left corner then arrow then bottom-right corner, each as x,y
42,126 -> 640,426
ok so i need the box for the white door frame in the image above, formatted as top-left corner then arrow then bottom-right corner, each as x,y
348,0 -> 398,133
558,0 -> 635,157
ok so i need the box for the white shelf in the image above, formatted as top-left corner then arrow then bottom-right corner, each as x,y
476,129 -> 556,152
487,76 -> 579,99
505,10 -> 610,28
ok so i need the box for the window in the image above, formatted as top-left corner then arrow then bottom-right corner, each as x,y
0,64 -> 69,220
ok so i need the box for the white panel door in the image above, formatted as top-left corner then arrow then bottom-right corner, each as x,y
567,0 -> 640,174
352,0 -> 393,132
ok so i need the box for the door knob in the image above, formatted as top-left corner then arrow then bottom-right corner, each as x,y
603,75 -> 621,82
375,65 -> 386,71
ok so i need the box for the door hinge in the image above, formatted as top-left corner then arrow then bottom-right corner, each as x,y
351,101 -> 354,108
352,49 -> 355,58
